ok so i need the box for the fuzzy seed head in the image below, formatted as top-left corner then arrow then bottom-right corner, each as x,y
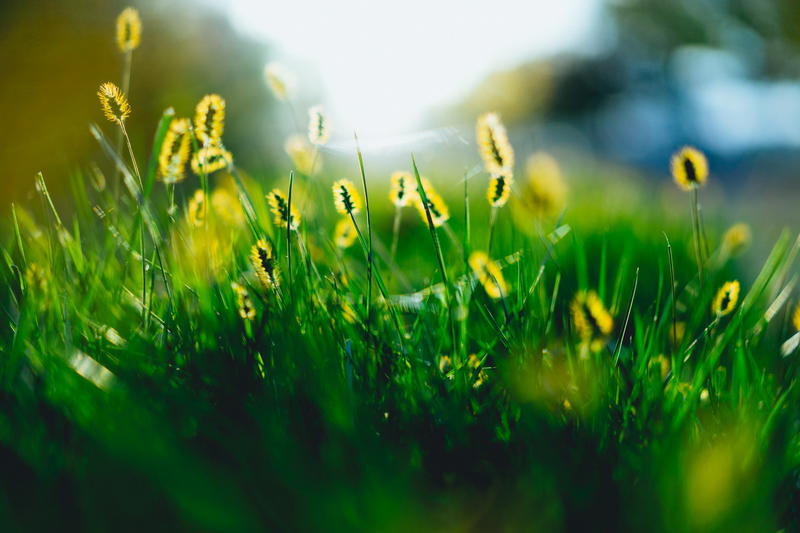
413,177 -> 450,228
266,189 -> 301,230
476,112 -> 514,176
332,179 -> 361,215
469,251 -> 507,299
250,239 -> 279,290
231,282 -> 256,320
712,280 -> 740,317
264,62 -> 294,101
334,217 -> 358,249
308,105 -> 330,145
116,7 -> 141,53
194,94 -> 226,147
158,118 -> 192,183
487,174 -> 513,208
97,82 -> 131,125
187,189 -> 206,228
671,146 -> 708,191
191,145 -> 233,175
389,171 -> 416,207
571,291 -> 614,349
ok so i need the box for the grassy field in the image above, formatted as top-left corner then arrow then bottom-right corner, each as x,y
2,8 -> 800,532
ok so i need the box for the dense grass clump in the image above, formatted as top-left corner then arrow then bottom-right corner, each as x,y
2,8 -> 800,533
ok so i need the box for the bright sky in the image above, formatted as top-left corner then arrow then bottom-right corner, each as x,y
211,0 -> 604,139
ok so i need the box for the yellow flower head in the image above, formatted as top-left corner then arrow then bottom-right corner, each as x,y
231,282 -> 256,320
250,239 -> 279,289
332,179 -> 361,215
264,62 -> 294,101
476,112 -> 514,176
487,174 -> 513,208
187,189 -> 206,228
468,251 -> 508,299
308,105 -> 330,145
191,145 -> 233,175
721,223 -> 751,255
571,290 -> 614,348
284,134 -> 318,175
158,118 -> 192,183
194,94 -> 226,147
334,217 -> 358,249
389,171 -> 416,207
116,7 -> 141,53
438,355 -> 453,375
97,82 -> 131,126
712,280 -> 740,317
413,177 -> 450,228
671,146 -> 708,190
792,302 -> 800,332
266,189 -> 301,230
518,152 -> 567,218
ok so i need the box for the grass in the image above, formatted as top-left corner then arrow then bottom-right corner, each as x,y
2,30 -> 800,533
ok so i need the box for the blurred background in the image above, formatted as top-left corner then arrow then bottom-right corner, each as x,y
3,0 -> 800,227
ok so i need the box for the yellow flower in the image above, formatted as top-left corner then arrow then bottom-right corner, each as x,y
187,189 -> 206,228
308,105 -> 330,145
671,146 -> 708,191
487,174 -> 512,208
193,94 -> 226,147
413,177 -> 450,228
468,251 -> 507,299
438,355 -> 453,374
571,291 -> 614,349
264,62 -> 294,101
467,353 -> 482,369
473,369 -> 489,389
250,239 -> 279,289
116,7 -> 141,53
266,189 -> 301,230
284,134 -> 318,175
231,282 -> 256,320
721,223 -> 751,255
389,171 -> 416,207
332,179 -> 361,215
334,217 -> 358,249
792,302 -> 800,331
516,152 -> 566,219
191,145 -> 233,175
158,118 -> 192,183
476,112 -> 514,176
97,82 -> 131,125
712,280 -> 740,317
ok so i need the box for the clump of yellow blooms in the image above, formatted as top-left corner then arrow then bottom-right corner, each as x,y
97,82 -> 131,126
389,171 -> 416,207
332,179 -> 361,216
158,118 -> 192,183
264,62 -> 294,101
308,105 -> 330,146
193,94 -> 226,147
671,146 -> 708,191
571,290 -> 614,352
487,174 -> 513,208
413,177 -> 450,228
115,7 -> 141,53
334,218 -> 358,249
191,145 -> 233,175
231,282 -> 255,321
266,189 -> 301,230
712,280 -> 740,317
476,112 -> 514,176
468,251 -> 508,299
250,239 -> 279,290
284,135 -> 318,175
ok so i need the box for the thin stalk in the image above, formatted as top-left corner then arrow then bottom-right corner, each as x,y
487,206 -> 498,256
690,187 -> 704,288
355,135 -> 373,331
389,206 -> 402,266
287,170 -> 295,307
113,50 -> 133,204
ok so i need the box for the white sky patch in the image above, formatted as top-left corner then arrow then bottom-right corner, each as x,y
203,0 -> 603,139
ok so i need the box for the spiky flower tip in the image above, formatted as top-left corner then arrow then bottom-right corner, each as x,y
671,146 -> 708,191
332,179 -> 361,216
570,291 -> 614,350
187,189 -> 206,228
264,62 -> 294,101
308,105 -> 330,145
284,134 -> 317,175
334,217 -> 357,249
266,189 -> 301,230
487,173 -> 513,208
722,223 -> 751,255
476,112 -> 514,176
158,118 -> 192,183
712,280 -> 740,317
413,177 -> 450,228
194,94 -> 226,147
116,7 -> 142,53
389,171 -> 416,207
792,302 -> 800,332
250,239 -> 279,290
191,145 -> 233,175
231,282 -> 256,320
97,82 -> 131,126
468,251 -> 507,299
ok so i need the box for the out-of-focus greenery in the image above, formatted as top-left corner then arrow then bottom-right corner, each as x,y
3,4 -> 800,533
